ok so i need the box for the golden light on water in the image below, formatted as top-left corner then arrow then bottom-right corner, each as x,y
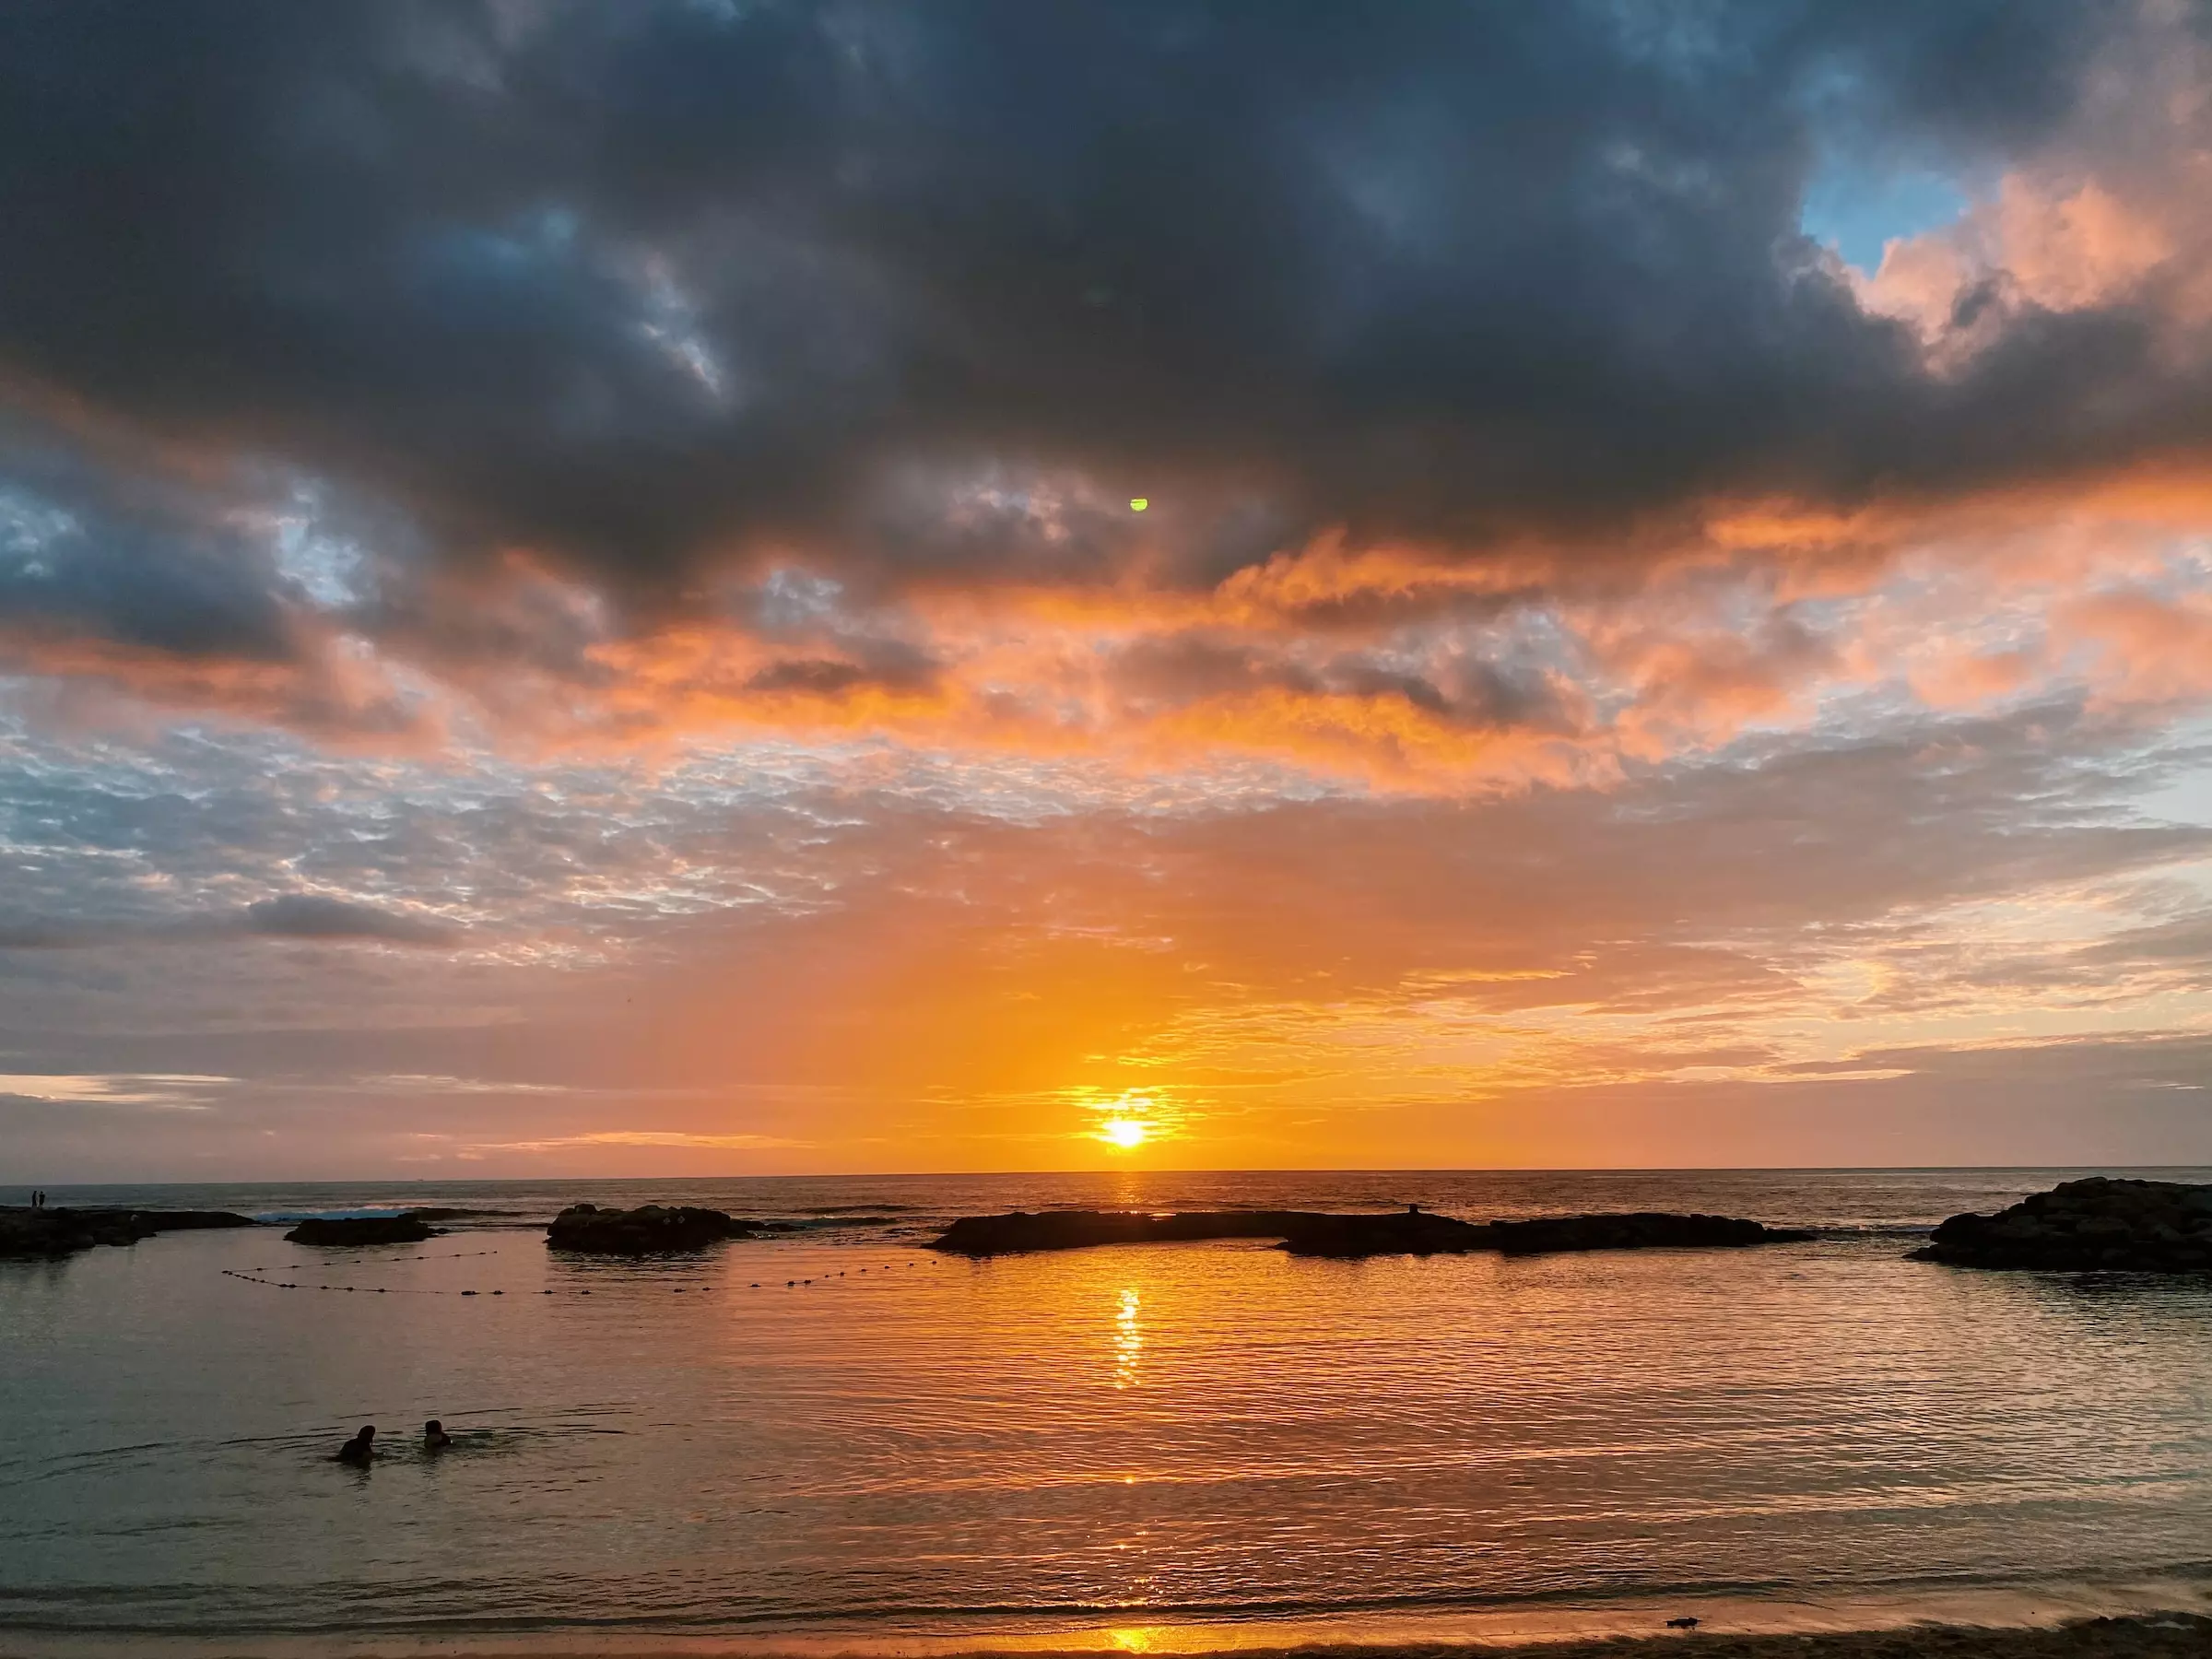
1113,1286 -> 1143,1389
1098,1116 -> 1150,1149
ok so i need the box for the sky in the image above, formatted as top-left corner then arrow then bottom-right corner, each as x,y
6,0 -> 2212,1181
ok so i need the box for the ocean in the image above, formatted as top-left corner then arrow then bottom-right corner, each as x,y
4,1169 -> 2211,1651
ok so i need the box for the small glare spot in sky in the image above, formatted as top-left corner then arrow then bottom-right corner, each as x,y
1129,498 -> 1148,512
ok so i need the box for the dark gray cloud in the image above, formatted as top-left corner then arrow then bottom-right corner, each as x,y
0,414 -> 296,660
0,0 -> 2170,651
240,893 -> 456,944
0,896 -> 457,951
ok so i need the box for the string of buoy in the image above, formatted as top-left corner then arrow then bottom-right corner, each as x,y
222,1269 -> 533,1296
219,1258 -> 941,1297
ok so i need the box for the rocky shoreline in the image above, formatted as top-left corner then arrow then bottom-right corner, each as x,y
1913,1177 -> 2212,1272
283,1215 -> 445,1246
929,1206 -> 1816,1259
0,1205 -> 256,1259
1287,1208 -> 1816,1257
930,1208 -> 1316,1254
546,1202 -> 763,1253
20,1177 -> 2209,1274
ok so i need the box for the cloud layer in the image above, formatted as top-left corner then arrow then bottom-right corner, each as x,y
5,1 -> 2212,1174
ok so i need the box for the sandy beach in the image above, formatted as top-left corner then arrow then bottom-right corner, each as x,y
7,1615 -> 2212,1659
6,1573 -> 2210,1659
1286,1618 -> 2212,1659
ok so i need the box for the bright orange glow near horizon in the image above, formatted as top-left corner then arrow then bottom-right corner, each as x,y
1097,1117 -> 1150,1150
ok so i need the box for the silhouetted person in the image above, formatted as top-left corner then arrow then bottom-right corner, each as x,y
336,1425 -> 376,1465
1406,1203 -> 1421,1215
423,1419 -> 452,1450
30,1190 -> 43,1209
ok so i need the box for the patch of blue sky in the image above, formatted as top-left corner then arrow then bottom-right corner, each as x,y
2132,717 -> 2212,829
1801,161 -> 1969,274
271,485 -> 366,610
0,485 -> 79,578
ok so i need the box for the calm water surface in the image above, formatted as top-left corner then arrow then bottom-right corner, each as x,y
4,1169 -> 2211,1641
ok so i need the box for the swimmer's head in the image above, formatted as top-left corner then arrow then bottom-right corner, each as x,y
424,1420 -> 442,1435
358,1426 -> 376,1441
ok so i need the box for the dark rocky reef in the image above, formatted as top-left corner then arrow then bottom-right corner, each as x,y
1912,1177 -> 2212,1272
546,1202 -> 758,1253
1488,1211 -> 1817,1256
1,1206 -> 258,1258
139,1210 -> 260,1231
930,1209 -> 1317,1255
931,1206 -> 1815,1259
284,1215 -> 443,1246
1281,1209 -> 1813,1257
1277,1210 -> 1497,1256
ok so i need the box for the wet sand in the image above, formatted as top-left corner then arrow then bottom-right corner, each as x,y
6,1618 -> 2212,1659
6,1585 -> 2212,1659
1279,1616 -> 2212,1659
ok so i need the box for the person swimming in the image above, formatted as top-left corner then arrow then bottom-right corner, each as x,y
335,1425 -> 376,1465
423,1419 -> 452,1450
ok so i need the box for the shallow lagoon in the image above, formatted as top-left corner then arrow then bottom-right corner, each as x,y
5,1169 -> 2211,1642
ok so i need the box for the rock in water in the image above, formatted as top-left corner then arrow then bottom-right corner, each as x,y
1277,1211 -> 1499,1256
1282,1210 -> 1813,1258
1487,1212 -> 1817,1256
1912,1177 -> 2212,1272
0,1206 -> 259,1258
545,1203 -> 755,1253
929,1209 -> 1321,1255
133,1210 -> 259,1232
1,1206 -> 155,1257
929,1207 -> 1815,1259
285,1216 -> 443,1246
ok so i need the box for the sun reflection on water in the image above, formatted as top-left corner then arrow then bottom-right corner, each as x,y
1113,1286 -> 1143,1390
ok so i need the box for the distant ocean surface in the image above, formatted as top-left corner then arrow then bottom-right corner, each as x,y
6,1169 -> 2212,1646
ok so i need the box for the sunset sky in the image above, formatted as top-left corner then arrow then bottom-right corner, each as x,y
6,1 -> 2212,1180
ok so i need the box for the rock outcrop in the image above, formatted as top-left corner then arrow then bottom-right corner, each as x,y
0,1206 -> 257,1258
930,1206 -> 1817,1259
134,1210 -> 261,1232
1912,1177 -> 2212,1272
1488,1212 -> 1817,1256
929,1208 -> 1316,1255
1281,1209 -> 1813,1257
284,1215 -> 443,1246
545,1203 -> 757,1253
1277,1210 -> 1497,1255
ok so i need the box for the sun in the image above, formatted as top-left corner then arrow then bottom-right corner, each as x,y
1097,1117 -> 1150,1150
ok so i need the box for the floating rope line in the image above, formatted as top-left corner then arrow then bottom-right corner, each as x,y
219,1258 -> 937,1298
221,1271 -> 535,1296
239,1248 -> 506,1274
